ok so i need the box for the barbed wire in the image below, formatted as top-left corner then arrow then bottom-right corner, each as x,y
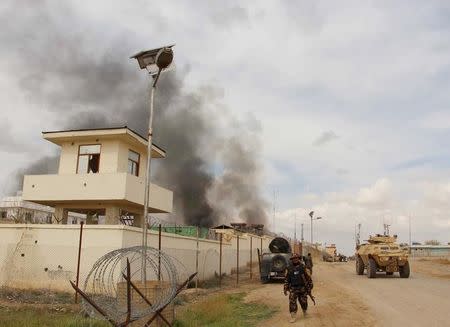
82,246 -> 189,322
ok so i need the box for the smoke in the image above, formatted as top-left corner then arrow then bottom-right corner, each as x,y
1,1 -> 268,227
10,155 -> 60,194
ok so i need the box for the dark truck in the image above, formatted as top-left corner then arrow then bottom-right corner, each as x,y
258,237 -> 292,283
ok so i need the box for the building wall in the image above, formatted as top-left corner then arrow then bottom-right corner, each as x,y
0,224 -> 273,292
0,197 -> 85,224
58,137 -> 150,177
22,174 -> 173,213
59,139 -> 120,174
117,139 -> 147,177
410,246 -> 450,257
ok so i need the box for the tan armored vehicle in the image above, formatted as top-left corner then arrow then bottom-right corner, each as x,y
355,234 -> 410,278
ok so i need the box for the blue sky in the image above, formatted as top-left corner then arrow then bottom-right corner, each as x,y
1,1 -> 449,254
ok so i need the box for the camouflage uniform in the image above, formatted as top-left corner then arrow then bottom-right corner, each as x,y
284,262 -> 313,314
305,254 -> 313,274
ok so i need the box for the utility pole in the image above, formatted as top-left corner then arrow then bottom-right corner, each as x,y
294,214 -> 297,244
301,223 -> 304,255
301,223 -> 304,243
272,189 -> 277,233
409,215 -> 412,252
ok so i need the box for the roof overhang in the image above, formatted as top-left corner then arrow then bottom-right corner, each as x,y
42,126 -> 166,158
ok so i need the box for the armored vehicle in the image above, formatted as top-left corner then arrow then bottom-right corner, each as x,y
356,234 -> 410,278
259,237 -> 292,282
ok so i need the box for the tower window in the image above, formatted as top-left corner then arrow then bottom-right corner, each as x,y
127,150 -> 140,176
77,145 -> 101,174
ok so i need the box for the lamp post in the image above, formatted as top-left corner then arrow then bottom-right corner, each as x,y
131,45 -> 174,282
308,211 -> 322,245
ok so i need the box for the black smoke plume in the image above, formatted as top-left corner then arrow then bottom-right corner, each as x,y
1,1 -> 268,227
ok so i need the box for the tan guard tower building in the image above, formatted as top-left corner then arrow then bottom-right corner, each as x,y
22,127 -> 173,226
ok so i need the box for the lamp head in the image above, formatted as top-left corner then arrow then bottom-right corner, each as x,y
130,44 -> 175,73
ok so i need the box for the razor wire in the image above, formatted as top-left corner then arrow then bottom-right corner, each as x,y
81,246 -> 189,322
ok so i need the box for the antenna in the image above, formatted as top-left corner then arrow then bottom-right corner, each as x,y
383,223 -> 390,236
356,223 -> 361,247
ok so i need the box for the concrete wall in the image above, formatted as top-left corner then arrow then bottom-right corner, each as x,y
117,139 -> 147,178
410,246 -> 450,257
0,224 -> 273,292
58,137 -> 151,177
59,139 -> 120,174
23,174 -> 173,213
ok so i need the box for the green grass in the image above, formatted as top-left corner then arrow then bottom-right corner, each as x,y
173,292 -> 277,327
0,307 -> 110,327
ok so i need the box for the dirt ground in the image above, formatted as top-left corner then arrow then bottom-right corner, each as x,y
409,257 -> 450,279
241,258 -> 450,327
1,257 -> 448,326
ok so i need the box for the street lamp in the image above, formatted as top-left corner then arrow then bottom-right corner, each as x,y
308,211 -> 323,245
131,44 -> 174,282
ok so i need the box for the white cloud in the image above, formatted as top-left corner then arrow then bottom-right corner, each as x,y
276,178 -> 450,255
0,1 -> 449,248
356,178 -> 393,208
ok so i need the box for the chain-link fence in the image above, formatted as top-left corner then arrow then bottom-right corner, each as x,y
0,223 -> 272,305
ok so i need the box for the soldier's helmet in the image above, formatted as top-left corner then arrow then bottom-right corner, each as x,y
290,253 -> 301,260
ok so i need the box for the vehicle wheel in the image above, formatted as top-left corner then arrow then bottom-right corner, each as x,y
367,258 -> 377,278
386,272 -> 394,276
356,256 -> 365,275
399,262 -> 410,278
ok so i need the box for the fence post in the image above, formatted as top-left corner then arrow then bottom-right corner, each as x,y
249,236 -> 253,279
75,221 -> 84,304
236,235 -> 239,285
195,226 -> 199,290
219,233 -> 223,287
158,224 -> 162,281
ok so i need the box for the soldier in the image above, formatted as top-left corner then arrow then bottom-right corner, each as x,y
306,253 -> 313,274
284,253 -> 313,323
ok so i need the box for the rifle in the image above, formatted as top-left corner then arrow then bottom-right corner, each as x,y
306,289 -> 316,305
301,271 -> 316,305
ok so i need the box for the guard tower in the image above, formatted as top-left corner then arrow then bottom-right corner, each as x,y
22,127 -> 173,226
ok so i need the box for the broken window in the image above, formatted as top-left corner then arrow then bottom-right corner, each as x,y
0,211 -> 7,219
77,145 -> 101,174
127,150 -> 140,176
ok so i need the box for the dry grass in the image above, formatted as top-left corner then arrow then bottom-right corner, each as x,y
417,257 -> 450,265
436,258 -> 450,265
174,292 -> 276,327
0,306 -> 109,327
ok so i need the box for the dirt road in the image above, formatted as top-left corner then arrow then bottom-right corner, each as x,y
245,260 -> 450,327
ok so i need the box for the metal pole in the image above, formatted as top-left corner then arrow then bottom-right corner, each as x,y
294,214 -> 297,245
260,237 -> 263,254
75,221 -> 84,303
142,75 -> 156,283
158,224 -> 161,281
126,259 -> 131,324
219,233 -> 223,287
249,236 -> 253,279
236,235 -> 239,285
409,215 -> 412,254
300,223 -> 305,255
195,226 -> 199,289
310,216 -> 313,245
